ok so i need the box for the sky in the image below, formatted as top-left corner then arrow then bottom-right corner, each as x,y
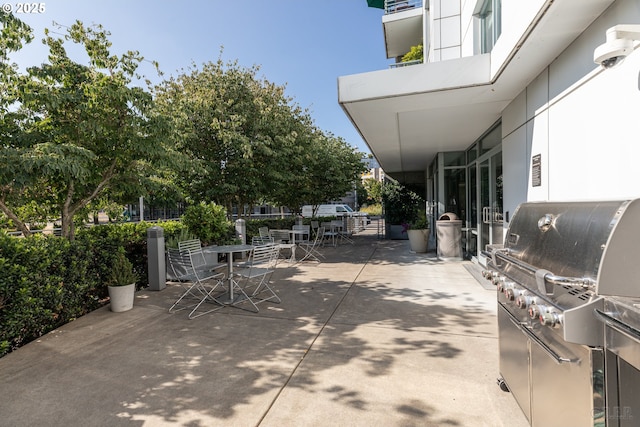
7,0 -> 392,154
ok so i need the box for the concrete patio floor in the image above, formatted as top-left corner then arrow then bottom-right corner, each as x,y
0,224 -> 529,426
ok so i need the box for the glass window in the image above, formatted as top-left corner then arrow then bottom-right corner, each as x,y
444,168 -> 466,221
443,151 -> 465,167
467,143 -> 478,164
477,0 -> 501,54
480,124 -> 501,155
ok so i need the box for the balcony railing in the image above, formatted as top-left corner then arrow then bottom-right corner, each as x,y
384,0 -> 422,15
389,59 -> 422,69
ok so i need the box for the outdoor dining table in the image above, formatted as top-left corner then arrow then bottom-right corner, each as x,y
203,244 -> 254,304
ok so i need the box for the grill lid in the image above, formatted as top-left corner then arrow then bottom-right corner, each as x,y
597,198 -> 640,297
500,199 -> 640,298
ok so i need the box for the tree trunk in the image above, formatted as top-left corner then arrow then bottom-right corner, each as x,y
60,209 -> 75,241
0,200 -> 32,237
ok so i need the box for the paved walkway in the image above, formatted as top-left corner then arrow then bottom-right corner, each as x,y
0,225 -> 529,426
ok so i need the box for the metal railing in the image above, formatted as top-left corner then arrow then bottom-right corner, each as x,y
389,59 -> 422,69
385,0 -> 422,15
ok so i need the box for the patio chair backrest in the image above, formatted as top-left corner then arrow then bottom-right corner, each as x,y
310,220 -> 319,234
270,230 -> 291,244
167,248 -> 197,281
293,224 -> 310,233
258,227 -> 270,238
178,239 -> 201,253
249,243 -> 280,268
292,224 -> 310,241
178,239 -> 208,267
252,235 -> 274,245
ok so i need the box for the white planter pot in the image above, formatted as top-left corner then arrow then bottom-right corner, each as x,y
108,283 -> 135,312
407,229 -> 429,253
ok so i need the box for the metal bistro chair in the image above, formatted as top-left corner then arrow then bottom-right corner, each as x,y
258,226 -> 270,238
337,218 -> 355,244
231,243 -> 281,312
321,222 -> 338,247
310,220 -> 320,238
251,235 -> 274,245
270,229 -> 295,261
297,226 -> 325,263
292,224 -> 311,244
178,239 -> 226,272
167,248 -> 226,319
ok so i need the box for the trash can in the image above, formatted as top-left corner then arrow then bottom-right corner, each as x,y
436,212 -> 463,261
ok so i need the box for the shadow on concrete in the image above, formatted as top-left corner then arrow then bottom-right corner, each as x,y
0,227 -> 505,427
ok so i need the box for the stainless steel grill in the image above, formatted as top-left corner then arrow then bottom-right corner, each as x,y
483,199 -> 640,427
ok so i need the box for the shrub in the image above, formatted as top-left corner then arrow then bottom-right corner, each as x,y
360,204 -> 382,216
381,180 -> 424,225
0,233 -> 104,357
402,43 -> 423,62
106,249 -> 138,287
164,227 -> 197,249
181,202 -> 234,245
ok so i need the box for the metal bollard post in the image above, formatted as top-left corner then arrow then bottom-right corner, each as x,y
235,219 -> 246,245
147,226 -> 166,291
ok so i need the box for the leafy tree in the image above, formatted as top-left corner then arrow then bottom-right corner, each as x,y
363,178 -> 382,205
0,16 -> 171,239
155,58 -> 286,215
288,132 -> 366,211
0,11 -> 35,234
155,56 -> 366,217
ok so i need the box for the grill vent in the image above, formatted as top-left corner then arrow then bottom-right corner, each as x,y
565,286 -> 592,301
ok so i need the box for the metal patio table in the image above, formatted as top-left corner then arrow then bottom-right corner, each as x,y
203,244 -> 254,304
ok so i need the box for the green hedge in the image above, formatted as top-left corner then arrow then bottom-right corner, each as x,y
0,233 -> 101,356
0,220 -> 190,357
0,215 -> 283,358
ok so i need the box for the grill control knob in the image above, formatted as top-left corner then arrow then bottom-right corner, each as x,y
540,311 -> 561,328
528,304 -> 546,319
498,281 -> 514,294
482,270 -> 495,280
515,294 -> 534,309
492,275 -> 505,286
504,287 -> 522,301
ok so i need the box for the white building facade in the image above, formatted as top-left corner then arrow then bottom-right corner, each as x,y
339,0 -> 640,262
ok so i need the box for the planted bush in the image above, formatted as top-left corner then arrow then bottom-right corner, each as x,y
0,233 -> 103,357
0,217 -> 237,358
181,202 -> 234,245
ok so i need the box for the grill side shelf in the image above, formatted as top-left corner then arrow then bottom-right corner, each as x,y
594,309 -> 640,343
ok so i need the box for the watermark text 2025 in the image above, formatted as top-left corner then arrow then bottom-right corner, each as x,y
2,3 -> 46,13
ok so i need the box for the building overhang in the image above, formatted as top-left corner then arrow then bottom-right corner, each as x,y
339,54 -> 503,174
338,0 -> 616,180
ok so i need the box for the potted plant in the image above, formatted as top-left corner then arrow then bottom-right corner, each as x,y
381,180 -> 424,240
403,211 -> 430,253
106,249 -> 138,312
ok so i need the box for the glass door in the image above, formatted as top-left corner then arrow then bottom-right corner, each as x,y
478,150 -> 503,254
466,163 -> 477,258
